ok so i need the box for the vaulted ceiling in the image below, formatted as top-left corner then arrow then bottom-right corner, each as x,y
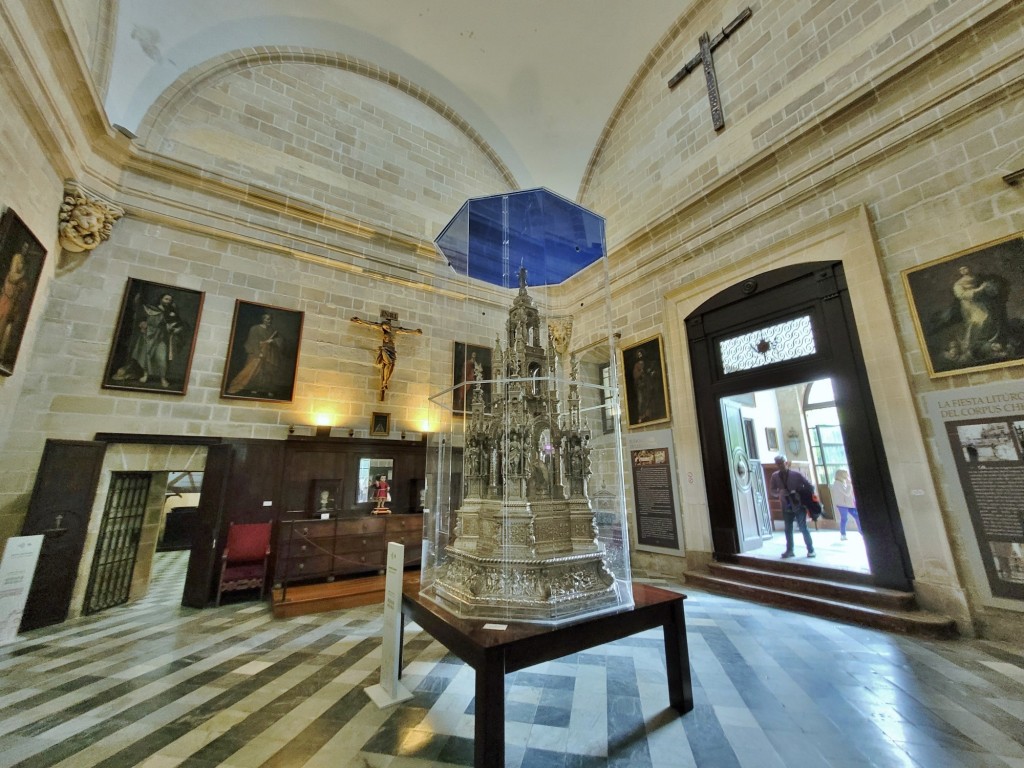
104,0 -> 685,201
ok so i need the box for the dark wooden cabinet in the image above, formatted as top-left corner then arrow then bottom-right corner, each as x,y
384,513 -> 425,566
275,513 -> 423,587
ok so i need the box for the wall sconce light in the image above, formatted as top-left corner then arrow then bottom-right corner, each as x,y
786,428 -> 801,456
313,412 -> 334,437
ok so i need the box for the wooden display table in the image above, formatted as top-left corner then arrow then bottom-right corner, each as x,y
401,582 -> 692,768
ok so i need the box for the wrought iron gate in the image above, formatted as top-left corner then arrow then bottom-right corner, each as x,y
84,472 -> 151,614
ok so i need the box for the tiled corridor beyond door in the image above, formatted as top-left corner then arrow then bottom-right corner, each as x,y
0,552 -> 1022,767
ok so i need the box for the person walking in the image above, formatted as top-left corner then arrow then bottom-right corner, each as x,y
830,469 -> 860,541
769,454 -> 816,559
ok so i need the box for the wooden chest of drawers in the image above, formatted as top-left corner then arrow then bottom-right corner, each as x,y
275,514 -> 423,586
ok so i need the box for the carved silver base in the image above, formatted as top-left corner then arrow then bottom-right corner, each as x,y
430,547 -> 619,623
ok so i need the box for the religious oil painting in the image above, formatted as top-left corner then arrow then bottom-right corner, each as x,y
452,341 -> 492,414
102,278 -> 204,395
621,334 -> 670,428
0,208 -> 47,376
221,300 -> 304,402
903,234 -> 1024,378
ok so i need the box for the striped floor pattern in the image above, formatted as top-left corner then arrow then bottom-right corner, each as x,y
1,551 -> 1022,767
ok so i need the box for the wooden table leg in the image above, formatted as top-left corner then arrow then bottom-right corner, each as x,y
663,600 -> 694,713
474,652 -> 506,768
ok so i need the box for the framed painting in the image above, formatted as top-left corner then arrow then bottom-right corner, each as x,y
902,234 -> 1024,377
621,334 -> 670,428
0,208 -> 47,376
452,341 -> 492,414
102,278 -> 204,395
310,479 -> 341,516
371,411 -> 391,436
765,427 -> 779,452
221,299 -> 304,401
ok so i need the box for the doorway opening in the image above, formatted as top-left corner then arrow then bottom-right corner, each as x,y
83,468 -> 204,616
720,378 -> 869,574
157,470 -> 204,551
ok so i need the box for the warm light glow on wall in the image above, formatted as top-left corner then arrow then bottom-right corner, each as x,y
417,408 -> 435,433
314,412 -> 334,427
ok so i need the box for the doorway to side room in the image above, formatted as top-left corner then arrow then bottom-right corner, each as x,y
81,463 -> 208,616
720,378 -> 868,574
687,261 -> 913,591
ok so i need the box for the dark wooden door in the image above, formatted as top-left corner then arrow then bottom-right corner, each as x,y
19,439 -> 107,631
182,443 -> 233,608
687,262 -> 914,591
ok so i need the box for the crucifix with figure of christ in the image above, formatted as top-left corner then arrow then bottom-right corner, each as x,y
351,309 -> 422,401
667,7 -> 752,131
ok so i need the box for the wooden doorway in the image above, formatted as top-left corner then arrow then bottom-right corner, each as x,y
686,262 -> 913,590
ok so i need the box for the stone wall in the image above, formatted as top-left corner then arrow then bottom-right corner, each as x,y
574,0 -> 1024,634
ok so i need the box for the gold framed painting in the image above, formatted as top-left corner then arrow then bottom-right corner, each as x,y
902,234 -> 1024,378
620,334 -> 671,428
370,411 -> 391,436
452,341 -> 492,414
102,278 -> 204,395
221,299 -> 304,402
0,208 -> 47,376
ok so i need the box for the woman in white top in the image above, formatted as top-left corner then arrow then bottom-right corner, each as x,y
830,469 -> 860,540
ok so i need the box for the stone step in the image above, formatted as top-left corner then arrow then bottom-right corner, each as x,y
706,561 -> 916,611
728,553 -> 875,585
683,570 -> 957,638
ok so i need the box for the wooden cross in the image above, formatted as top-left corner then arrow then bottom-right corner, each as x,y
667,7 -> 752,131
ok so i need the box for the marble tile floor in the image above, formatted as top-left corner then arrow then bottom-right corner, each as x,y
1,551 -> 1022,768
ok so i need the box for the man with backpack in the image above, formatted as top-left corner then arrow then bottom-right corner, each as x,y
768,454 -> 816,559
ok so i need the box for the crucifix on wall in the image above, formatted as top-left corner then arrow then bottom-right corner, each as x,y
350,309 -> 422,401
667,7 -> 752,131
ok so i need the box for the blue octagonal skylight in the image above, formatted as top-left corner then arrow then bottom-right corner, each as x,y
435,188 -> 606,288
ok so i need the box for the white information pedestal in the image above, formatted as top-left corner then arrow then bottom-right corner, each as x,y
0,535 -> 44,645
365,541 -> 414,708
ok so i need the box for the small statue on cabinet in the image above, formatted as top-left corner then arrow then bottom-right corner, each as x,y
372,474 -> 391,515
316,489 -> 332,516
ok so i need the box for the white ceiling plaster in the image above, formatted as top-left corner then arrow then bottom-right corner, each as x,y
105,0 -> 684,201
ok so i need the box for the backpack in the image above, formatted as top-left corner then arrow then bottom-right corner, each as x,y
806,494 -> 823,521
797,485 -> 823,521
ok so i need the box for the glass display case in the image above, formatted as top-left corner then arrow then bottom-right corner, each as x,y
421,189 -> 632,625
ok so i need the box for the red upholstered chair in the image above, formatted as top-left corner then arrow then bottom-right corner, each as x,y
216,522 -> 272,606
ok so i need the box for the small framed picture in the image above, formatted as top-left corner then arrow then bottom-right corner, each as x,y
371,411 -> 390,436
765,427 -> 779,452
310,479 -> 341,516
0,208 -> 47,376
102,278 -> 204,395
221,299 -> 304,402
902,234 -> 1024,377
621,334 -> 671,428
452,341 -> 492,414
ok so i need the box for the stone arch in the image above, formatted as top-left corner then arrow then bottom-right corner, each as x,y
135,45 -> 517,189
